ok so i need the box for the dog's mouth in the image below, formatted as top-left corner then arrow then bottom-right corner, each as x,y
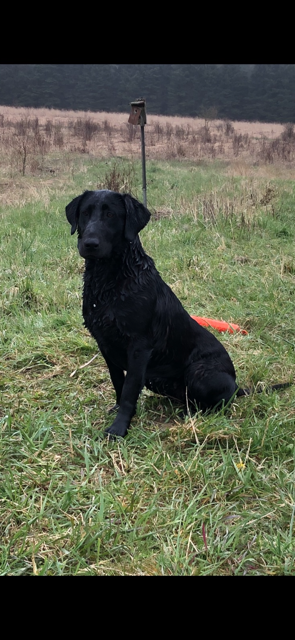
78,240 -> 112,260
79,247 -> 100,258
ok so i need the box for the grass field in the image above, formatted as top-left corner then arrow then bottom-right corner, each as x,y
0,107 -> 295,575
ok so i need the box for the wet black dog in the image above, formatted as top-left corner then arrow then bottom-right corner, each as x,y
66,189 -> 288,438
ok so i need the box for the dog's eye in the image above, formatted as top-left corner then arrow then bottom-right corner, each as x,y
82,204 -> 94,216
101,204 -> 114,218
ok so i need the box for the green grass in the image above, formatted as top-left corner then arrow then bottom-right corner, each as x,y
0,156 -> 295,575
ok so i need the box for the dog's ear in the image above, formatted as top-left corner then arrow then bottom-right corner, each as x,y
65,191 -> 92,235
65,194 -> 83,235
122,194 -> 151,241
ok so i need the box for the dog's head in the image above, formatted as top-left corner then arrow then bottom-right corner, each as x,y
65,190 -> 151,259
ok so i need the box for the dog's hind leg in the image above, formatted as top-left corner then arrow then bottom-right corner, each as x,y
186,371 -> 238,412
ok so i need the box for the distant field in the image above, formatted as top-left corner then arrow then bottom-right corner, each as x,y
0,105 -> 294,181
1,104 -> 295,211
0,105 -> 295,575
0,104 -> 285,135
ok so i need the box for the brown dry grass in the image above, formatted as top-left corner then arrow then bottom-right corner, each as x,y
0,105 -> 284,136
1,104 -> 295,208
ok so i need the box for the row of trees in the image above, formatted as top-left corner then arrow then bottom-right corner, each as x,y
1,64 -> 295,123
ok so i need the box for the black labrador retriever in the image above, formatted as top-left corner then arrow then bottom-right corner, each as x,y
66,189 -> 288,438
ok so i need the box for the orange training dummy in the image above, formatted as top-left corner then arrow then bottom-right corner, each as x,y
191,316 -> 248,335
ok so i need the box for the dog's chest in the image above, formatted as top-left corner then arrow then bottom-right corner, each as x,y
82,259 -> 155,367
83,281 -> 126,335
82,267 -> 138,351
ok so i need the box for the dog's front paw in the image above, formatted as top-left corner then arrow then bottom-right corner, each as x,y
104,420 -> 128,439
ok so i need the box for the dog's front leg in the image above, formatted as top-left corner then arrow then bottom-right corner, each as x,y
102,356 -> 125,413
104,343 -> 152,438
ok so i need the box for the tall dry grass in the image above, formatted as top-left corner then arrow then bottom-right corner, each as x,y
1,105 -> 295,209
0,104 -> 291,165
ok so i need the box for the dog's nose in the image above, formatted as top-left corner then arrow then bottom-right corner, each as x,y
84,238 -> 99,248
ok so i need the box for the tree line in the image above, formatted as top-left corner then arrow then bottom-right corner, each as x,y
1,64 -> 295,124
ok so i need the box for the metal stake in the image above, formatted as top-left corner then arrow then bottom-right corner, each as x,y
140,124 -> 147,207
128,99 -> 147,207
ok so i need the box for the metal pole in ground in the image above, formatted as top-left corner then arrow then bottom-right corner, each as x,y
128,98 -> 147,206
140,124 -> 147,207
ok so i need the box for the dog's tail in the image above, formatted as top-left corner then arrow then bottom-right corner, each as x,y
236,382 -> 292,397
